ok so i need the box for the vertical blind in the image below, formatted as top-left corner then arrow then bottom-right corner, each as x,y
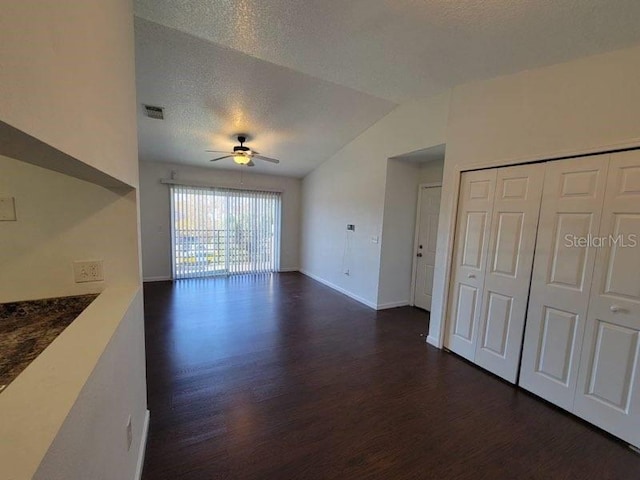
171,185 -> 281,279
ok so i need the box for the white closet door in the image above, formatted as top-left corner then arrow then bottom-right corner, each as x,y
414,186 -> 442,311
474,164 -> 545,383
446,169 -> 497,361
519,155 -> 610,408
573,150 -> 640,448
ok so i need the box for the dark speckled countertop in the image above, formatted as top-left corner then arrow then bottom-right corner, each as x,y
0,294 -> 98,392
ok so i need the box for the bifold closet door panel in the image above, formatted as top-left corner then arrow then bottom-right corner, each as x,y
519,155 -> 610,409
574,150 -> 640,448
473,164 -> 545,383
446,169 -> 497,361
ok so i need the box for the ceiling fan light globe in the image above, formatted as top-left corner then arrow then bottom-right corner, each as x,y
234,154 -> 251,165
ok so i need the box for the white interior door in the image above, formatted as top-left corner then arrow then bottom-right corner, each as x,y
446,169 -> 497,361
573,150 -> 640,448
473,164 -> 545,383
414,186 -> 442,311
519,155 -> 609,409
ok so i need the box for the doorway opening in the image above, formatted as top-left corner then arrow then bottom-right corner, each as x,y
170,184 -> 281,279
377,144 -> 445,312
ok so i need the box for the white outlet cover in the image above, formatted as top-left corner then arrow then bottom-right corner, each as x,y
73,260 -> 104,283
0,197 -> 17,221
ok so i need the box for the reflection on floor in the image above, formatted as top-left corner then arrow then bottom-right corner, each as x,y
141,272 -> 639,479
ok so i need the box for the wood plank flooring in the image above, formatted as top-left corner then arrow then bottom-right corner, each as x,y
141,272 -> 639,479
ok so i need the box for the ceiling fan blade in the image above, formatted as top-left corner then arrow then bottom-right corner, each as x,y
205,150 -> 231,154
209,155 -> 233,162
254,155 -> 280,164
246,160 -> 255,167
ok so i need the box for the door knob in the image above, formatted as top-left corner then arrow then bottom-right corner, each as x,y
416,253 -> 423,257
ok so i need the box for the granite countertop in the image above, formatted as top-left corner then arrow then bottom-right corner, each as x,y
0,294 -> 98,392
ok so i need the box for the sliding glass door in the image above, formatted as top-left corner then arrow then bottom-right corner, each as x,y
170,185 -> 281,279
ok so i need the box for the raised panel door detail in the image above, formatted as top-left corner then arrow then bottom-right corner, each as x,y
480,292 -> 512,357
573,151 -> 640,448
474,163 -> 545,383
469,180 -> 491,200
548,213 -> 592,290
446,169 -> 496,361
492,212 -> 523,277
586,321 -> 639,412
502,177 -> 529,199
453,284 -> 478,341
536,307 -> 578,385
427,214 -> 438,254
519,154 -> 609,411
424,265 -> 435,294
603,214 -> 640,301
461,212 -> 487,269
560,170 -> 598,197
620,166 -> 640,195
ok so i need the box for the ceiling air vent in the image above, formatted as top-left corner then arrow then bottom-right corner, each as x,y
143,104 -> 165,120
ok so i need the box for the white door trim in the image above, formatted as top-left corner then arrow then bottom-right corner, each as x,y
410,182 -> 443,307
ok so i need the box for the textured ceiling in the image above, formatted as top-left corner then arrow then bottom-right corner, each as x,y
135,18 -> 395,177
135,0 -> 640,176
136,0 -> 640,103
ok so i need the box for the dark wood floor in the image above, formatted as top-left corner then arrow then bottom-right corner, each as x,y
141,273 -> 639,479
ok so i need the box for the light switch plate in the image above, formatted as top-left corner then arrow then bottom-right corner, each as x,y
73,260 -> 104,283
0,197 -> 17,221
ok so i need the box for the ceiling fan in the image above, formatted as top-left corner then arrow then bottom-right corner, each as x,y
206,135 -> 280,167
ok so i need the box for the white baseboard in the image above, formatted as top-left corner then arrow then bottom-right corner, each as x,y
426,335 -> 441,348
134,409 -> 150,480
143,276 -> 172,282
278,267 -> 300,272
376,300 -> 410,310
299,270 -> 377,309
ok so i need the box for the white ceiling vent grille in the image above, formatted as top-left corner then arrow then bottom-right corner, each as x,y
143,105 -> 164,120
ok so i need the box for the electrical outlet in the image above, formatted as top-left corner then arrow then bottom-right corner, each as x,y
0,197 -> 17,221
73,260 -> 104,283
126,415 -> 133,451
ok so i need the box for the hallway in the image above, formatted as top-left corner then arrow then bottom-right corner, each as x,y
141,273 -> 639,479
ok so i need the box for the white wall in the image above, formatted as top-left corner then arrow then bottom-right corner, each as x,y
0,1 -> 146,478
300,92 -> 450,307
139,161 -> 302,280
0,155 -> 139,303
419,159 -> 445,185
428,44 -> 640,347
376,160 -> 421,308
33,290 -> 147,480
0,0 -> 139,187
376,158 -> 445,308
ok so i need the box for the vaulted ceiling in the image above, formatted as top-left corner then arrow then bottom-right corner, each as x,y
135,0 -> 640,177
